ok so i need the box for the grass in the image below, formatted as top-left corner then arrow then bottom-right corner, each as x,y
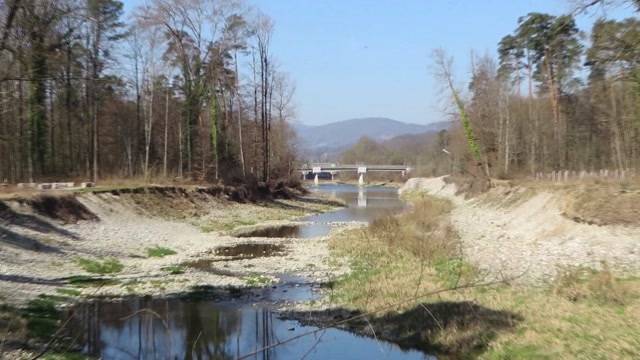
162,265 -> 185,275
76,257 -> 123,274
146,246 -> 177,258
0,294 -> 88,359
199,218 -> 257,233
329,194 -> 640,358
243,274 -> 273,286
66,275 -> 120,287
23,295 -> 60,339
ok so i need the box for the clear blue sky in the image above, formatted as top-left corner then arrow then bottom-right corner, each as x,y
122,0 -> 633,126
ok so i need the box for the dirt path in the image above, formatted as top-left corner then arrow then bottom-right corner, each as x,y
400,177 -> 640,282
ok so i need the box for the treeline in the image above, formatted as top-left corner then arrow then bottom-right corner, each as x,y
432,3 -> 640,178
341,133 -> 452,176
0,0 -> 297,184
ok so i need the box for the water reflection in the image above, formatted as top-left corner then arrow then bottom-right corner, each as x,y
236,184 -> 405,239
357,187 -> 367,208
296,184 -> 404,237
69,296 -> 432,360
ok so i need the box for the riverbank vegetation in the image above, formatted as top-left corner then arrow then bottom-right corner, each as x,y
327,193 -> 640,358
0,0 -> 297,185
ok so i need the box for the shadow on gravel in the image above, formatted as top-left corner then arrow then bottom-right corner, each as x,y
0,227 -> 63,253
0,273 -> 66,285
288,300 -> 522,357
0,201 -> 80,240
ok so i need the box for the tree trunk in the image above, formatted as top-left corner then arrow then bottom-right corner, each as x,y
163,86 -> 169,178
144,82 -> 154,178
609,81 -> 625,171
235,52 -> 246,178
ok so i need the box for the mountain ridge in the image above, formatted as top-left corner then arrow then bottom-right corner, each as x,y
293,117 -> 451,160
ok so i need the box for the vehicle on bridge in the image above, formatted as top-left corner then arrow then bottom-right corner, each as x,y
297,163 -> 411,185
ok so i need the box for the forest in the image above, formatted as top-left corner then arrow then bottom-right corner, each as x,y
341,1 -> 640,179
0,0 -> 297,184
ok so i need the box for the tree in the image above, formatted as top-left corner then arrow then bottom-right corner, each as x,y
432,48 -> 486,177
515,13 -> 582,169
255,13 -> 273,182
85,0 -> 125,181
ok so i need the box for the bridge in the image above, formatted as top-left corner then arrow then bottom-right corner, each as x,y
298,163 -> 412,185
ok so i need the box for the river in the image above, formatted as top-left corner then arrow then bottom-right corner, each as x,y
67,184 -> 433,360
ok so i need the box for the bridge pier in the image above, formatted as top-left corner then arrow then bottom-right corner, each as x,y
357,166 -> 366,186
314,174 -> 319,186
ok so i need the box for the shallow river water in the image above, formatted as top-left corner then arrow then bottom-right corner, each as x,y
69,184 -> 433,360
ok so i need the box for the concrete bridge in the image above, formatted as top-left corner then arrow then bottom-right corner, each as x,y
298,163 -> 412,185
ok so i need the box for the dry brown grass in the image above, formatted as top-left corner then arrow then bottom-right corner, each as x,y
329,193 -> 640,359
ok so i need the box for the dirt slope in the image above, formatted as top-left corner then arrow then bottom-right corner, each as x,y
400,177 -> 640,282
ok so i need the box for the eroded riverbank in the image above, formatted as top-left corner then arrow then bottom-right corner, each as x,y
1,183 -> 429,359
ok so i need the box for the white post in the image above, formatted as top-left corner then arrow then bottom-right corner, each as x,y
357,166 -> 366,187
314,174 -> 319,186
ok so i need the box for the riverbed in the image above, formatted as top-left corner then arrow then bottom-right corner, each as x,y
64,184 -> 433,359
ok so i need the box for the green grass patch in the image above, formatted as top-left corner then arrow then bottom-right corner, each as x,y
23,295 -> 61,339
434,258 -> 477,288
76,257 -> 123,274
146,246 -> 177,258
243,274 -> 272,286
162,265 -> 185,275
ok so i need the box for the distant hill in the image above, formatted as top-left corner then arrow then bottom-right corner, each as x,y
294,117 -> 451,160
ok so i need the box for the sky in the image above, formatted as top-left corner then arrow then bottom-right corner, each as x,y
121,0 -> 634,126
